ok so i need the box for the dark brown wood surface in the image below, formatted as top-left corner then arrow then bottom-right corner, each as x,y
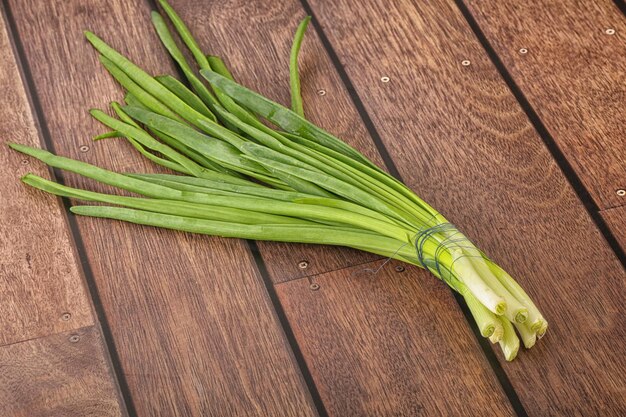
277,260 -> 514,416
1,8 -> 125,415
0,4 -> 93,347
465,0 -> 626,210
7,0 -> 317,415
602,206 -> 626,251
2,0 -> 625,415
0,327 -> 124,417
306,0 -> 626,415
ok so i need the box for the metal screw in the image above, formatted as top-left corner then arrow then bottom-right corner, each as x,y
69,335 -> 80,343
380,76 -> 390,83
461,60 -> 471,66
617,189 -> 626,197
61,312 -> 71,321
394,265 -> 405,272
317,89 -> 326,96
519,48 -> 528,54
298,260 -> 309,269
310,283 -> 320,291
605,28 -> 615,35
79,145 -> 89,152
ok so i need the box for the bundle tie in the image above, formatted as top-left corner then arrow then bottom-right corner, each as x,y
414,221 -> 482,282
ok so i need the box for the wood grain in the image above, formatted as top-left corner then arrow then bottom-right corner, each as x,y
307,0 -> 626,414
465,0 -> 626,210
166,0 -> 382,283
277,260 -> 514,416
0,326 -> 124,417
601,206 -> 626,251
7,1 -> 317,415
0,3 -> 93,346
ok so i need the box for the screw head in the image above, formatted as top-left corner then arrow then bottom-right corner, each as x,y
69,335 -> 80,343
394,265 -> 405,272
79,145 -> 89,152
61,313 -> 71,321
461,60 -> 471,66
519,48 -> 528,54
617,189 -> 626,197
317,89 -> 326,96
298,260 -> 309,269
380,76 -> 390,83
605,28 -> 615,35
309,283 -> 320,291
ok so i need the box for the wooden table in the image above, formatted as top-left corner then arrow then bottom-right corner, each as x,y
1,0 -> 624,415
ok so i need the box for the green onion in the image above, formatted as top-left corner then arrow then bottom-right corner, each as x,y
206,56 -> 235,81
155,75 -> 214,119
9,0 -> 546,361
491,316 -> 520,361
290,16 -> 311,117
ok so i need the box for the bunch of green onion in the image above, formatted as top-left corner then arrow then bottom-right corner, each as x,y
9,0 -> 546,361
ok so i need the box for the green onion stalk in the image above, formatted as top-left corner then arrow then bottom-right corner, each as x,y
8,0 -> 546,361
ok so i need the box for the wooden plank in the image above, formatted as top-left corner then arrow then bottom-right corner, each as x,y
7,1 -> 317,415
168,0 -> 514,413
306,0 -> 626,414
0,3 -> 93,346
602,206 -> 626,251
464,0 -> 626,210
0,326 -> 124,417
165,0 -> 382,283
277,260 -> 514,416
1,9 -> 127,415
